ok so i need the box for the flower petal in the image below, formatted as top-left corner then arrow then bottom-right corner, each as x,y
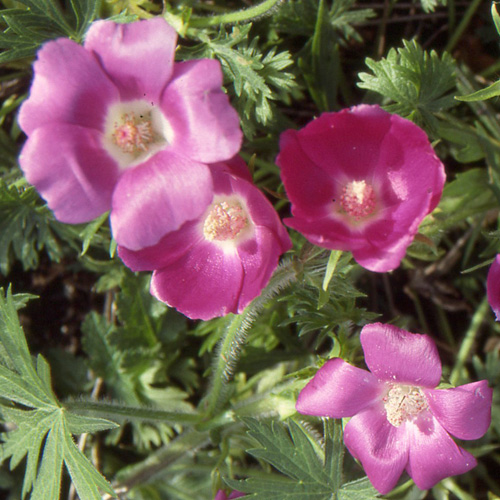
111,151 -> 213,250
487,255 -> 500,321
296,358 -> 382,418
296,105 -> 393,178
19,124 -> 119,223
19,38 -> 118,134
117,220 -> 203,272
84,18 -> 177,103
406,414 -> 477,490
236,227 -> 290,312
360,323 -> 441,387
161,59 -> 243,163
424,381 -> 492,440
344,404 -> 409,495
150,241 -> 244,320
276,130 -> 336,220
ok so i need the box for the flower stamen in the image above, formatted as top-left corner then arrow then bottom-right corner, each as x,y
112,112 -> 154,155
203,201 -> 249,242
340,180 -> 376,219
383,384 -> 428,427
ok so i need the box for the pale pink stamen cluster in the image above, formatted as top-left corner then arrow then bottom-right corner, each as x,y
340,180 -> 376,219
383,384 -> 428,427
113,112 -> 153,154
203,201 -> 248,241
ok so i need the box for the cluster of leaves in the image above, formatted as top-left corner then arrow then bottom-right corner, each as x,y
178,23 -> 299,138
0,0 -> 99,63
0,289 -> 117,499
226,418 -> 379,499
358,39 -> 457,131
0,0 -> 500,499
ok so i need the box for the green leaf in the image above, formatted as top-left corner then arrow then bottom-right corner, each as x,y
338,477 -> 379,499
0,0 -> 99,63
358,40 -> 456,129
493,1 -> 500,37
179,24 -> 298,137
0,289 -> 116,499
455,80 -> 500,102
419,0 -> 446,13
227,418 -> 336,498
0,182 -> 65,275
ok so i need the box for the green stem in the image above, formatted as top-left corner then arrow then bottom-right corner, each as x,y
64,399 -> 201,425
449,297 -> 489,385
445,0 -> 483,53
203,259 -> 297,417
187,0 -> 283,28
113,429 -> 209,491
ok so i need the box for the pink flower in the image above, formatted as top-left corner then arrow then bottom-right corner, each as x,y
18,18 -> 242,251
487,255 -> 500,320
296,323 -> 492,494
276,105 -> 445,272
214,490 -> 245,500
118,158 -> 292,320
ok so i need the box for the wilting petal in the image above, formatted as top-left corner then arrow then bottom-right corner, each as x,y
361,323 -> 441,387
344,404 -> 409,495
19,124 -> 119,223
161,59 -> 242,163
111,151 -> 213,250
296,358 -> 382,418
424,381 -> 492,440
406,414 -> 477,490
487,255 -> 500,321
84,18 -> 177,104
150,241 -> 244,320
18,38 -> 118,134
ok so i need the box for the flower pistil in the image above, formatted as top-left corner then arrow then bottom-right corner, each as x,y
203,200 -> 249,242
383,384 -> 428,427
113,112 -> 154,155
339,180 -> 376,219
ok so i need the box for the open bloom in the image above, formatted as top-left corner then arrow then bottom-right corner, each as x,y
296,323 -> 492,494
277,105 -> 445,272
118,158 -> 291,320
214,490 -> 245,500
487,255 -> 500,320
19,18 -> 242,251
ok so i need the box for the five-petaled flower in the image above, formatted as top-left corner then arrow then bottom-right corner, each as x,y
18,18 -> 242,251
277,105 -> 446,272
296,323 -> 492,494
118,158 -> 291,320
487,254 -> 500,321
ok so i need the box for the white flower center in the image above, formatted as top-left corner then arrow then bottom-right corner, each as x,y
383,384 -> 428,427
203,200 -> 249,242
103,100 -> 172,169
340,180 -> 376,219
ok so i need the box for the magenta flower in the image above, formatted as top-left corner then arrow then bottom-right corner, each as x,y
214,490 -> 245,500
118,158 -> 291,320
18,18 -> 242,251
296,323 -> 492,494
276,105 -> 446,272
487,255 -> 500,320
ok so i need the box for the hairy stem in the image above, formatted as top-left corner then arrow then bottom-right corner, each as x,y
450,296 -> 489,385
188,0 -> 283,28
202,259 -> 298,417
64,399 -> 201,425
